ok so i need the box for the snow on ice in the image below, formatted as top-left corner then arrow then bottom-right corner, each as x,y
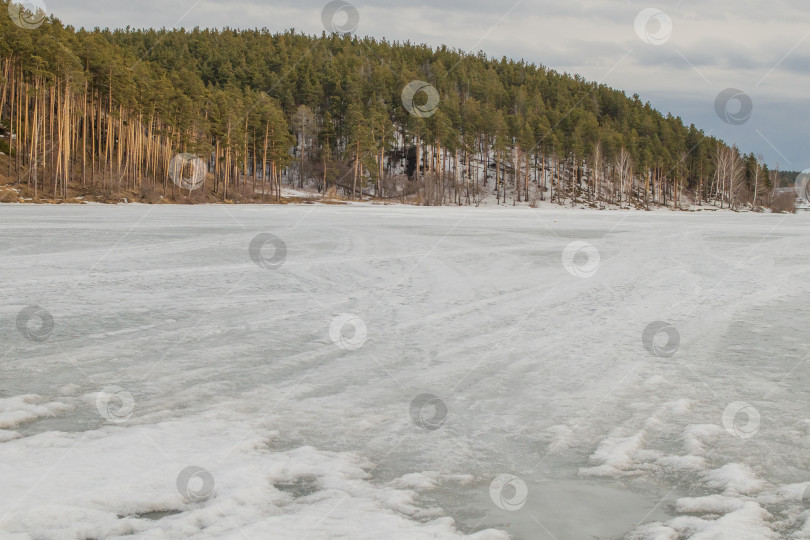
1,204 -> 809,539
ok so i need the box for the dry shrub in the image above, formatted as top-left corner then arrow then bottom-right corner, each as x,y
138,184 -> 161,204
171,187 -> 208,204
324,185 -> 339,200
771,191 -> 796,213
230,184 -> 259,203
84,182 -> 121,203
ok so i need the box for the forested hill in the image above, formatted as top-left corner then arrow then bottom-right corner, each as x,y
0,2 -> 785,209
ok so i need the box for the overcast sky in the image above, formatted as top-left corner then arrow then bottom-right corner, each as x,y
45,0 -> 810,169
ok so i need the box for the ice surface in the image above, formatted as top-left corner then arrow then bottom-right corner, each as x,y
1,204 -> 809,539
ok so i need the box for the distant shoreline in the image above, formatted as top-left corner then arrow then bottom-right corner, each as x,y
0,188 -> 801,215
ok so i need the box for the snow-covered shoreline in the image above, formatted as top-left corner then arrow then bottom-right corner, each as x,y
1,181 -> 798,215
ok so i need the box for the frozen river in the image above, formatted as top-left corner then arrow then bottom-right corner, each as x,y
1,204 -> 809,539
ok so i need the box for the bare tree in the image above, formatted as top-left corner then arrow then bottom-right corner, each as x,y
714,143 -> 728,207
292,105 -> 316,189
751,154 -> 765,210
728,147 -> 746,211
768,167 -> 779,207
713,144 -> 744,209
592,141 -> 602,204
615,148 -> 632,207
